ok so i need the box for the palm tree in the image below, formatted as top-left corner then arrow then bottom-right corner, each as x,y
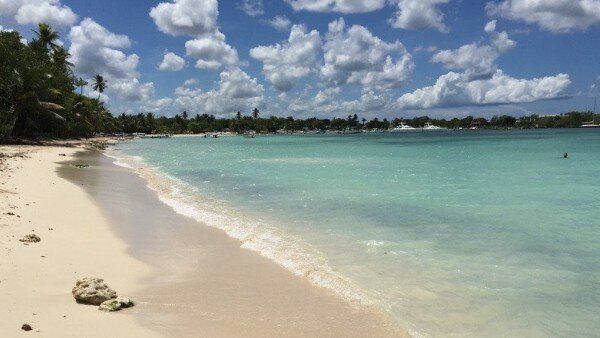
33,23 -> 59,52
92,74 -> 107,100
252,108 -> 259,119
52,46 -> 74,74
75,78 -> 88,95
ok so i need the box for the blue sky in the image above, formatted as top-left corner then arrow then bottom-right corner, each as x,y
1,0 -> 599,119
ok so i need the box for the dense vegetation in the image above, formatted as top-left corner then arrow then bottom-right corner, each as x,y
0,24 -> 116,139
116,111 -> 599,134
0,24 -> 598,139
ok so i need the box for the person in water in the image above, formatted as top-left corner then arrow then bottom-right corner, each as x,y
563,153 -> 568,158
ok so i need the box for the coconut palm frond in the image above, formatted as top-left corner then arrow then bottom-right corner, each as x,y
39,102 -> 65,111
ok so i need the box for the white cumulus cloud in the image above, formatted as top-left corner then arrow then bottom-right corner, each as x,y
389,0 -> 451,32
398,19 -> 571,109
397,71 -> 571,109
284,0 -> 386,13
0,0 -> 77,27
159,52 -> 186,71
431,20 -> 516,80
320,18 -> 414,89
486,0 -> 600,33
69,18 -> 138,79
173,68 -> 264,115
150,0 -> 240,72
250,24 -> 322,92
149,0 -> 218,36
185,30 -> 240,70
238,0 -> 265,17
69,18 -> 155,103
263,16 -> 293,31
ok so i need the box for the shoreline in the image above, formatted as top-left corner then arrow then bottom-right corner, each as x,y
1,143 -> 407,336
73,148 -> 406,337
0,145 -> 158,337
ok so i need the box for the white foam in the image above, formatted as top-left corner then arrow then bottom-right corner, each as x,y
105,147 -> 377,308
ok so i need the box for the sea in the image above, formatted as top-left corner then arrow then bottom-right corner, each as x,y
108,129 -> 600,337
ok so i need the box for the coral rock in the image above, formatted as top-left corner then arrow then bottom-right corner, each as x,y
72,278 -> 117,305
99,296 -> 135,312
19,234 -> 41,243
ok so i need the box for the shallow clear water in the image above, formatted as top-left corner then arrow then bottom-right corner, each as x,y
114,130 -> 600,337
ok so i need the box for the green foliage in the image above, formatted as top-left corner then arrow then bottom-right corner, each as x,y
0,24 -> 114,139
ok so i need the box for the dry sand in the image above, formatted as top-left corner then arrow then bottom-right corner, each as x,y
1,144 -> 407,337
0,145 -> 157,337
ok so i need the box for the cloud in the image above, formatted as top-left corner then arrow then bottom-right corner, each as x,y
142,97 -> 174,113
397,71 -> 571,109
150,0 -> 240,72
110,78 -> 155,102
486,0 -> 600,33
149,0 -> 218,36
185,30 -> 240,70
398,20 -> 571,109
69,18 -> 155,103
320,18 -> 414,89
263,16 -> 293,31
250,24 -> 322,91
238,0 -> 264,17
431,20 -> 516,80
69,18 -> 138,79
389,0 -> 450,32
0,0 -> 77,27
279,86 -> 394,117
159,52 -> 186,71
173,68 -> 264,115
284,0 -> 386,13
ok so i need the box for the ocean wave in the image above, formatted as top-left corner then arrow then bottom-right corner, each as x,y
104,148 -> 377,308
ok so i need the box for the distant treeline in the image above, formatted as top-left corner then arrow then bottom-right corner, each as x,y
1,24 -> 598,140
115,111 -> 599,135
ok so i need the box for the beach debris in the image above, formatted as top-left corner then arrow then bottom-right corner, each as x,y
58,153 -> 67,157
72,278 -> 117,305
72,164 -> 89,168
19,234 -> 41,243
21,323 -> 32,331
99,296 -> 135,312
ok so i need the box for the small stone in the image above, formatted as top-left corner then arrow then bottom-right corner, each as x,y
99,299 -> 122,312
116,296 -> 134,308
98,296 -> 134,312
72,278 -> 117,305
19,234 -> 41,243
21,323 -> 32,331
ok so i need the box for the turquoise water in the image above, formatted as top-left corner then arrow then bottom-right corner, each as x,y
113,130 -> 600,337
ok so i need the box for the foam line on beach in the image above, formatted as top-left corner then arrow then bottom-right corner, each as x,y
104,148 -> 378,309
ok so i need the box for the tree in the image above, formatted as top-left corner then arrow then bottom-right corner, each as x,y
92,74 -> 107,100
75,78 -> 88,95
32,23 -> 59,53
236,111 -> 242,120
51,46 -> 74,74
252,108 -> 260,119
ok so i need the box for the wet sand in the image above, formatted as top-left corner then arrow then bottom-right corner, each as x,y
59,149 -> 407,337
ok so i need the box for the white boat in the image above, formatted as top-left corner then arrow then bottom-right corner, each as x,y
422,123 -> 448,131
390,123 -> 419,133
580,121 -> 600,128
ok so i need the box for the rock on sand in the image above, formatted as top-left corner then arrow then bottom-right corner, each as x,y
72,278 -> 117,305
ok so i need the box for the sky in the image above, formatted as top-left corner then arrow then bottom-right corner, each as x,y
1,0 -> 599,119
